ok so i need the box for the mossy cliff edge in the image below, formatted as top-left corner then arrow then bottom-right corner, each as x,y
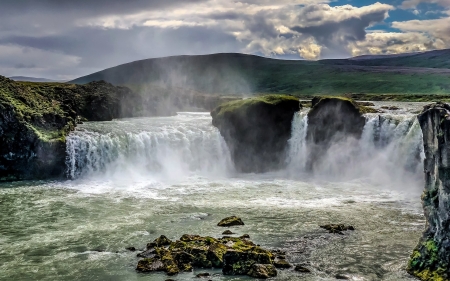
409,102 -> 450,281
0,76 -> 143,181
211,95 -> 300,173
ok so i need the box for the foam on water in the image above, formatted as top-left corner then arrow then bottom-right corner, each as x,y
0,108 -> 427,281
66,113 -> 234,187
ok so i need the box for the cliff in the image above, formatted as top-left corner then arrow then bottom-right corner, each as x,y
305,97 -> 368,171
211,95 -> 300,173
408,102 -> 450,281
0,76 -> 143,181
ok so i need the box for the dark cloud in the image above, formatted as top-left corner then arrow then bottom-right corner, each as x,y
0,1 -> 425,79
290,7 -> 390,57
0,0 -> 206,17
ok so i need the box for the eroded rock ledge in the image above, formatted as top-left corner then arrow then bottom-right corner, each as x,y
409,102 -> 450,281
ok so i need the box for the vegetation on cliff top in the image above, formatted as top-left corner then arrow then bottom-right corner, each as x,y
0,76 -> 143,181
211,94 -> 299,120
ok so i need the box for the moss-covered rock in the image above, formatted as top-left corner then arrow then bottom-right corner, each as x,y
136,234 -> 279,278
211,95 -> 301,173
306,96 -> 366,171
408,102 -> 450,281
217,216 -> 245,227
0,76 -> 144,181
247,264 -> 277,279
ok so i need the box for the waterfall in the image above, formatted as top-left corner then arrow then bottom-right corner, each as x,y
286,111 -> 308,172
287,111 -> 424,185
65,113 -> 234,180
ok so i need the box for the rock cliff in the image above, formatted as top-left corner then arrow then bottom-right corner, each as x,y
0,76 -> 143,181
408,102 -> 450,281
305,97 -> 367,171
211,95 -> 300,173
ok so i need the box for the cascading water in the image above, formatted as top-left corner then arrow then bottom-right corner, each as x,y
286,111 -> 309,172
287,110 -> 424,186
1,106 -> 429,281
66,112 -> 234,181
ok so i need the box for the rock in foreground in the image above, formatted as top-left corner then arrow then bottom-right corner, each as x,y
408,102 -> 450,281
211,95 -> 300,173
136,234 -> 278,278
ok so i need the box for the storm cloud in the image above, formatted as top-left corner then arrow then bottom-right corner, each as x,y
0,0 -> 449,79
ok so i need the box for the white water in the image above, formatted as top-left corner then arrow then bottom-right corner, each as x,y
1,110 -> 426,281
287,111 -> 424,189
66,113 -> 234,182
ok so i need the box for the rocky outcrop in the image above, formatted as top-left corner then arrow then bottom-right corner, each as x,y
0,76 -> 144,181
136,234 -> 278,278
408,102 -> 450,281
306,97 -> 367,171
217,216 -> 245,227
211,95 -> 301,173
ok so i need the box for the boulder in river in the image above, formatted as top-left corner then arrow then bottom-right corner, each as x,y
408,102 -> 450,281
136,234 -> 279,278
211,95 -> 301,173
320,224 -> 355,234
247,264 -> 277,279
217,216 -> 245,227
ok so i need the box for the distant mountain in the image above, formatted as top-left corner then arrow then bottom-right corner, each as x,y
69,50 -> 450,95
349,52 -> 422,61
9,76 -> 66,83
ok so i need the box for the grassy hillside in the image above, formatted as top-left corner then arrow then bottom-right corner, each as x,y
70,51 -> 450,96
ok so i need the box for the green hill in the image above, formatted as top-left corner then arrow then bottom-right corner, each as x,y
70,51 -> 450,96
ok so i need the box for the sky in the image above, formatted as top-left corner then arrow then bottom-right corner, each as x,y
0,0 -> 449,80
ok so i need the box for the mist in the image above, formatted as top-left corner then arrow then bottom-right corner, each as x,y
287,111 -> 424,193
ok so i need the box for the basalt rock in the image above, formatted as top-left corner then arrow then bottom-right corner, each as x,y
217,216 -> 245,227
306,97 -> 366,171
136,234 -> 278,278
0,76 -> 143,181
211,95 -> 301,173
320,224 -> 355,235
247,264 -> 277,279
408,102 -> 450,281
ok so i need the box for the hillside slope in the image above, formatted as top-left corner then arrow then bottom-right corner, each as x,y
70,51 -> 450,95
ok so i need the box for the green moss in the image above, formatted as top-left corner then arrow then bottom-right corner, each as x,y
212,94 -> 298,120
412,268 -> 447,281
311,96 -> 379,115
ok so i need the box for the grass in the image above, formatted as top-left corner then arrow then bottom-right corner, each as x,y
69,53 -> 450,98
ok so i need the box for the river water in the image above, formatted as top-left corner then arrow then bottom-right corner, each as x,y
0,108 -> 426,281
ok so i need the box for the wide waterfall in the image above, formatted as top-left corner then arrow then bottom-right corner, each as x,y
66,112 -> 234,180
287,111 -> 424,187
67,110 -> 424,188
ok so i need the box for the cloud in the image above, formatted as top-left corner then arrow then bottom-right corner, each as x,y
392,17 -> 450,49
0,0 -> 447,79
349,31 -> 437,56
401,0 -> 450,9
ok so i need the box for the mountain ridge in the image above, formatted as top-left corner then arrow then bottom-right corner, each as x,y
69,50 -> 450,95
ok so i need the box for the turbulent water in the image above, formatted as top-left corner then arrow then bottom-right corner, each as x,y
0,109 -> 426,281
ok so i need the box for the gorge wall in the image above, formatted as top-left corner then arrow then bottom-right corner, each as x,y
211,95 -> 301,173
0,76 -> 144,181
408,102 -> 450,281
